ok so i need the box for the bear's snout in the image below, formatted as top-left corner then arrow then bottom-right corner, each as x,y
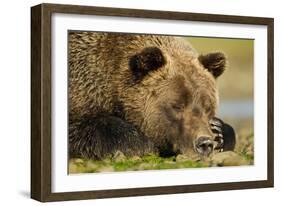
194,136 -> 214,156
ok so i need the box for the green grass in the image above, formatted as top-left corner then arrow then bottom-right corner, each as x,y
69,154 -> 209,173
69,152 -> 250,174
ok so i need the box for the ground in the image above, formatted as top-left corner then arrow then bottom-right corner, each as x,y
69,124 -> 254,173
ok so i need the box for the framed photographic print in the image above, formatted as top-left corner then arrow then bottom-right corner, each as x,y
31,3 -> 274,202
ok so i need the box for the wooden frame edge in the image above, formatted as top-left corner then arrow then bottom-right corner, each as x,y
31,3 -> 53,202
267,18 -> 274,187
31,4 -> 43,201
42,180 -> 272,202
41,3 -> 273,25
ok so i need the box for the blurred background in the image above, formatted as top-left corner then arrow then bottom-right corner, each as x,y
186,37 -> 254,160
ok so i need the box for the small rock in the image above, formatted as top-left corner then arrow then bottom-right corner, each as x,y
176,154 -> 201,162
176,154 -> 190,162
211,151 -> 248,166
102,158 -> 112,164
138,163 -> 156,170
68,163 -> 78,174
74,158 -> 84,164
98,166 -> 115,172
85,161 -> 98,170
131,156 -> 142,161
113,151 -> 126,162
246,150 -> 254,157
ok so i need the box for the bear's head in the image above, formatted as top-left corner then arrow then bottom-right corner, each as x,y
125,44 -> 226,157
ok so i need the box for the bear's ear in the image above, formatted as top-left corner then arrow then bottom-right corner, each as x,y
129,47 -> 166,80
198,52 -> 226,78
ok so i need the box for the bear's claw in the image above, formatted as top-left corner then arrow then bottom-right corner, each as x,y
209,117 -> 225,152
209,117 -> 236,152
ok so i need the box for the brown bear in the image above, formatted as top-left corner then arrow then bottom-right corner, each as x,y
68,31 -> 235,159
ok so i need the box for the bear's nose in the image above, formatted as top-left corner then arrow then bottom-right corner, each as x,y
194,136 -> 214,156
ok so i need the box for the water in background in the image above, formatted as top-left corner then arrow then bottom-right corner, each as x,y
218,100 -> 253,119
217,99 -> 254,137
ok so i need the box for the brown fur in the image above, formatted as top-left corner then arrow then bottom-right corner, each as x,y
68,32 -> 226,158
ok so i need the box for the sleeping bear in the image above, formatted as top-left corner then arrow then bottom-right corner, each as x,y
68,32 -> 235,159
